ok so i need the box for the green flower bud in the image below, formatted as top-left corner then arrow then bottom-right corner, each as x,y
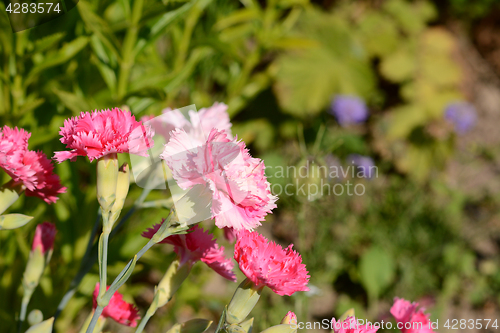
22,247 -> 45,291
96,153 -> 119,215
25,317 -> 54,333
226,279 -> 263,325
260,324 -> 297,333
28,309 -> 43,326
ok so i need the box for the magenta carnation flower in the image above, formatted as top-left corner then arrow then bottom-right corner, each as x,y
161,128 -> 277,230
93,283 -> 140,327
331,316 -> 378,333
233,230 -> 309,296
0,126 -> 66,204
32,222 -> 57,254
54,108 -> 154,162
145,102 -> 232,145
391,298 -> 435,333
142,222 -> 236,281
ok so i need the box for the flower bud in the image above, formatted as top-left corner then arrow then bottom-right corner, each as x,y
109,163 -> 130,225
96,153 -> 119,213
226,278 -> 263,325
23,223 -> 56,292
28,309 -> 43,326
260,324 -> 297,333
25,317 -> 54,333
32,222 -> 57,255
281,312 -> 297,325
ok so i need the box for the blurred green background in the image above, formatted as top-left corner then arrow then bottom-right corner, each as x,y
1,0 -> 500,332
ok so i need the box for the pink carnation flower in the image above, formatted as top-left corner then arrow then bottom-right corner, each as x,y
0,126 -> 66,204
161,128 -> 277,230
331,316 -> 379,333
142,222 -> 236,281
32,222 -> 57,254
234,230 -> 309,296
93,283 -> 140,327
54,108 -> 154,162
23,151 -> 67,203
144,102 -> 232,145
391,298 -> 435,333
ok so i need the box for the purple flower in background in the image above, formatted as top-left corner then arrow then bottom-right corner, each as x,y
348,154 -> 377,179
330,95 -> 369,127
444,102 -> 477,135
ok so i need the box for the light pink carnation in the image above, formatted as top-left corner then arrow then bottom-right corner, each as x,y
0,126 -> 66,204
161,128 -> 277,230
32,222 -> 57,254
331,316 -> 379,333
391,298 -> 435,333
142,222 -> 236,281
54,108 -> 154,162
234,230 -> 309,296
144,102 -> 232,145
93,283 -> 140,327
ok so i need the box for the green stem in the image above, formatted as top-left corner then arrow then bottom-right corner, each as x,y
98,231 -> 110,298
18,291 -> 33,333
85,306 -> 104,333
54,190 -> 151,324
134,311 -> 153,333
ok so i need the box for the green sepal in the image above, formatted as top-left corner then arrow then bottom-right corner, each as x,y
23,247 -> 45,290
25,317 -> 54,333
226,279 -> 262,325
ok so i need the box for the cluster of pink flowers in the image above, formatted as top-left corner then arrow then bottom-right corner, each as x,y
93,283 -> 140,327
52,104 -> 310,327
0,126 -> 66,204
142,222 -> 236,281
54,108 -> 154,163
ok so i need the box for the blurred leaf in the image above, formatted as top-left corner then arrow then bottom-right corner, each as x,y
25,37 -> 89,86
33,33 -> 66,54
53,88 -> 91,114
379,47 -> 416,83
359,246 -> 395,299
357,12 -> 399,57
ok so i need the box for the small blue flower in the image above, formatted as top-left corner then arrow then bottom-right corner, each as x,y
444,102 -> 477,135
348,154 -> 377,179
329,95 -> 369,127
